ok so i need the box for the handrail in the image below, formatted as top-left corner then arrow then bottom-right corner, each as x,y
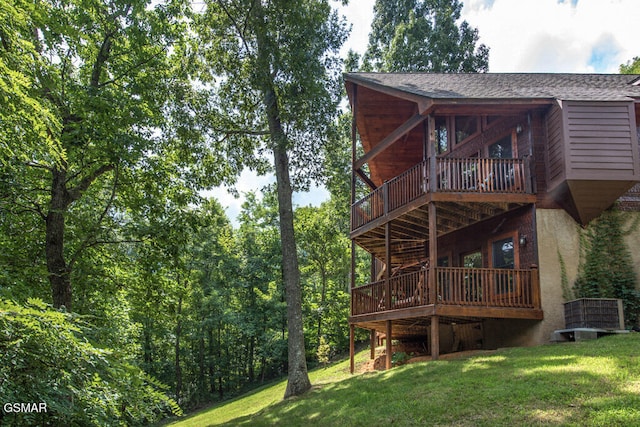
351,266 -> 539,316
351,157 -> 532,231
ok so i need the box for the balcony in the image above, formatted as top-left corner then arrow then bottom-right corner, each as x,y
351,266 -> 542,322
351,157 -> 534,233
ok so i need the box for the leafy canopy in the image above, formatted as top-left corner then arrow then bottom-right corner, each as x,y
363,0 -> 489,72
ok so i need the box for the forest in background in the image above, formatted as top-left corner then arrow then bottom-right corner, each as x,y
2,0 -> 638,424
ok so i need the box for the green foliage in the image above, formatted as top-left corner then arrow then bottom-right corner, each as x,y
557,249 -> 573,301
0,0 -> 63,167
363,0 -> 489,72
0,299 -> 180,426
574,209 -> 639,326
390,351 -> 412,366
316,336 -> 331,366
620,56 -> 640,74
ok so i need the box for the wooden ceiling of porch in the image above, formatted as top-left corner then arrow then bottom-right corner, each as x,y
353,199 -> 532,268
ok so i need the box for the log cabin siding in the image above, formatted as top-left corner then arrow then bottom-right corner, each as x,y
564,101 -> 639,180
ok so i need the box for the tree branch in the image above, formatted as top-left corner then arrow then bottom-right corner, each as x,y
69,164 -> 119,269
213,128 -> 270,136
67,163 -> 115,203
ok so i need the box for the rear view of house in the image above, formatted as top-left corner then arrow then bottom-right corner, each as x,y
345,73 -> 640,370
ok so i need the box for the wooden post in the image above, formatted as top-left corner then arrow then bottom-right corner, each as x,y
531,264 -> 540,309
385,222 -> 392,310
349,324 -> 355,374
428,203 -> 437,304
431,316 -> 440,360
428,115 -> 437,193
370,329 -> 376,360
385,320 -> 392,370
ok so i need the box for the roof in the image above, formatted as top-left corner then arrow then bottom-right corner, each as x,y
344,73 -> 640,102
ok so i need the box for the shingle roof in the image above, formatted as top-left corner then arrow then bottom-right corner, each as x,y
345,73 -> 640,102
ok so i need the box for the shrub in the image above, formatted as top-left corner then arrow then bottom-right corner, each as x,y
574,209 -> 639,327
0,299 -> 181,426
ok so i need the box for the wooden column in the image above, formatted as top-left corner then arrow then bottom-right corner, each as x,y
431,316 -> 440,360
370,329 -> 376,360
385,221 -> 392,310
427,114 -> 440,361
428,202 -> 438,304
349,324 -> 355,374
531,264 -> 540,309
385,320 -> 392,370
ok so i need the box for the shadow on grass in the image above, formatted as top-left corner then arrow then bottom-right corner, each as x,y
218,335 -> 640,427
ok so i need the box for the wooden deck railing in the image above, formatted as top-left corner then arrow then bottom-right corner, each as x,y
351,266 -> 539,316
351,157 -> 531,231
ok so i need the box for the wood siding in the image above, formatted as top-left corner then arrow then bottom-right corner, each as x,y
564,101 -> 639,180
545,102 -> 565,190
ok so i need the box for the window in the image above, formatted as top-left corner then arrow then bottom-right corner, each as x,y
462,251 -> 482,268
434,117 -> 448,154
455,116 -> 479,145
488,135 -> 513,159
437,256 -> 450,267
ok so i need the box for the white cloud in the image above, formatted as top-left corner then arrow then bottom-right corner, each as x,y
462,0 -> 640,73
202,169 -> 274,227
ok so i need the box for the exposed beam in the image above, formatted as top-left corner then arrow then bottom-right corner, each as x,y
355,113 -> 426,170
355,168 -> 377,190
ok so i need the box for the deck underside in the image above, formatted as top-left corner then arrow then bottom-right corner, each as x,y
350,304 -> 544,338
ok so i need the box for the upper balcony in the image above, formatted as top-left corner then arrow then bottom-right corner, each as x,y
351,156 -> 535,235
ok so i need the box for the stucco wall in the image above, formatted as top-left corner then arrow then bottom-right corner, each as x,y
533,209 -> 583,342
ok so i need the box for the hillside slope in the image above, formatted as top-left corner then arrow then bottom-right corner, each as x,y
168,334 -> 640,427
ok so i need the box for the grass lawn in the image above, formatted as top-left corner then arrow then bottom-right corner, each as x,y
165,333 -> 640,426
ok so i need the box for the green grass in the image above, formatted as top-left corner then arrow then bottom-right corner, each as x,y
166,334 -> 640,426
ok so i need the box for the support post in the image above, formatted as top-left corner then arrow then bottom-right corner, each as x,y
370,329 -> 376,360
428,202 -> 437,304
531,264 -> 540,309
349,324 -> 355,374
431,316 -> 440,360
428,115 -> 437,193
385,320 -> 392,370
385,222 -> 392,310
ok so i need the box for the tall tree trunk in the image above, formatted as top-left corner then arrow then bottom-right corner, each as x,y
273,146 -> 311,398
248,335 -> 255,383
175,294 -> 183,404
317,266 -> 327,341
45,161 -> 113,310
46,168 -> 72,310
252,0 -> 311,398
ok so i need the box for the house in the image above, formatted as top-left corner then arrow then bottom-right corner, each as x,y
344,73 -> 640,371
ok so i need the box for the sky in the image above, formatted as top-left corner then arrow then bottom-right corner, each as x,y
207,0 -> 640,226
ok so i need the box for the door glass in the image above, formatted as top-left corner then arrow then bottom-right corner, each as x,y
492,238 -> 514,269
492,237 -> 515,295
488,135 -> 513,159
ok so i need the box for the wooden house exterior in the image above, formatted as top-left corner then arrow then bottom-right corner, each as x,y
345,73 -> 640,371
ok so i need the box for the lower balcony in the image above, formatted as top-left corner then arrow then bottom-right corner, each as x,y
350,266 -> 542,323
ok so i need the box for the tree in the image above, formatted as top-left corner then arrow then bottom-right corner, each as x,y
0,0 -> 231,311
363,0 -> 489,72
620,57 -> 640,74
195,0 -> 348,397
